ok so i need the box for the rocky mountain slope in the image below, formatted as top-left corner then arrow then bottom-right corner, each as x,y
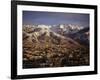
23,24 -> 89,68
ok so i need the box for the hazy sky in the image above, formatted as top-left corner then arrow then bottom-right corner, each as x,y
23,11 -> 89,27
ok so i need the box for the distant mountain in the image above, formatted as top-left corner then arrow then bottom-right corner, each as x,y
50,24 -> 89,46
23,24 -> 81,49
51,24 -> 83,35
68,27 -> 89,46
23,24 -> 89,47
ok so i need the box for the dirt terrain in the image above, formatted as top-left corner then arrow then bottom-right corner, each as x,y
23,25 -> 89,68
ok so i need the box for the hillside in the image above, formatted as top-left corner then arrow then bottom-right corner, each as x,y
23,24 -> 89,68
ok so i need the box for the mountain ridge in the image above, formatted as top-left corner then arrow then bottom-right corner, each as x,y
23,24 -> 89,68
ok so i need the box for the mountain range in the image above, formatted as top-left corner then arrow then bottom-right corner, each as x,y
23,24 -> 89,68
23,24 -> 89,47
